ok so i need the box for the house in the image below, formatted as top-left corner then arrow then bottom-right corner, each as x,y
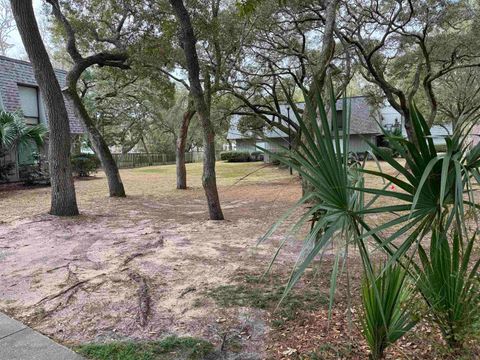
0,55 -> 83,181
227,96 -> 452,162
228,97 -> 381,162
380,104 -> 452,144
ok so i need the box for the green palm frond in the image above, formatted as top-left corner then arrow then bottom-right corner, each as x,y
0,111 -> 47,151
361,263 -> 416,360
416,229 -> 480,347
258,82 -> 370,313
359,104 -> 480,262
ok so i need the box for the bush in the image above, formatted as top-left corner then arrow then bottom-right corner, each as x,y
0,161 -> 14,182
220,151 -> 251,162
361,264 -> 416,360
250,151 -> 264,161
20,153 -> 50,186
416,230 -> 480,348
270,151 -> 288,166
71,153 -> 100,177
220,151 -> 234,161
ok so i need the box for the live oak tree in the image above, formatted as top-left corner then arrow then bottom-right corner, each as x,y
339,0 -> 480,141
46,0 -> 133,197
143,0 -> 248,193
10,0 -> 79,216
434,68 -> 480,130
228,0 -> 348,141
168,0 -> 224,220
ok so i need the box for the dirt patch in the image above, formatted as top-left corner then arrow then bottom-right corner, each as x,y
0,163 -> 301,359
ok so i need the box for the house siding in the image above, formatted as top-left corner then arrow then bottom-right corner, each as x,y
349,135 -> 375,153
0,56 -> 83,133
0,56 -> 83,182
235,139 -> 257,152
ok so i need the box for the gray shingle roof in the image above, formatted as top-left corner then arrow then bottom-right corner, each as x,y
0,55 -> 84,134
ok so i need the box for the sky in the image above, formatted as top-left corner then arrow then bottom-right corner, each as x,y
6,0 -> 48,59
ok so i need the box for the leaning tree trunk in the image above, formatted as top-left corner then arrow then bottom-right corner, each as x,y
11,0 -> 79,216
176,107 -> 195,189
169,0 -> 224,220
64,88 -> 126,197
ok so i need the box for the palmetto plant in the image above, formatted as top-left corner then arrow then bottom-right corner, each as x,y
258,86 -> 372,307
360,106 -> 480,265
0,111 -> 47,181
417,229 -> 480,348
363,108 -> 480,347
361,263 -> 416,360
0,110 -> 46,151
260,83 -> 480,354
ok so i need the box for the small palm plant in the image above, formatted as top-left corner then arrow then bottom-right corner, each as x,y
258,85 -> 370,309
416,229 -> 480,348
361,263 -> 416,360
260,81 -> 480,355
0,111 -> 47,181
363,110 -> 480,347
0,110 -> 46,151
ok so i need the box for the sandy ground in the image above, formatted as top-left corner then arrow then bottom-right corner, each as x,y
0,162 -> 303,358
1,161 -> 477,359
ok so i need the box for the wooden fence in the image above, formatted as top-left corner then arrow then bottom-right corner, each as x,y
112,151 -> 212,169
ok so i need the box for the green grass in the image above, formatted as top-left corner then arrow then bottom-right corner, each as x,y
207,274 -> 328,328
132,161 -> 290,186
77,336 -> 215,360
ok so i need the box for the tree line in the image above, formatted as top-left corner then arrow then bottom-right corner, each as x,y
7,0 -> 480,218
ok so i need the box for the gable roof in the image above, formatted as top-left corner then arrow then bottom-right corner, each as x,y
0,55 -> 83,134
227,96 -> 380,140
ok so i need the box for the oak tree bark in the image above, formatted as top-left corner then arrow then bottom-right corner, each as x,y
176,103 -> 195,189
47,0 -> 126,197
10,0 -> 79,216
64,88 -> 126,197
169,0 -> 224,220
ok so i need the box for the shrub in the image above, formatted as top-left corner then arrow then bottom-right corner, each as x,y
0,111 -> 47,183
220,151 -> 251,162
71,153 -> 100,177
261,84 -> 480,356
361,264 -> 416,360
220,151 -> 234,161
250,151 -> 264,161
270,151 -> 287,166
416,230 -> 480,348
0,153 -> 14,181
20,152 -> 50,186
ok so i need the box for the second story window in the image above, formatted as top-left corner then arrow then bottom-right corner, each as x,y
18,85 -> 40,125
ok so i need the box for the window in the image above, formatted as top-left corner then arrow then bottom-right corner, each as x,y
332,110 -> 343,130
18,85 -> 40,125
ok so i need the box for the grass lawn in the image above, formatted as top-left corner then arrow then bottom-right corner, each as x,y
77,336 -> 215,360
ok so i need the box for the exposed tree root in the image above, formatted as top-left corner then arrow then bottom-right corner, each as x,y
179,286 -> 196,298
36,273 -> 106,305
128,271 -> 151,327
122,251 -> 152,267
